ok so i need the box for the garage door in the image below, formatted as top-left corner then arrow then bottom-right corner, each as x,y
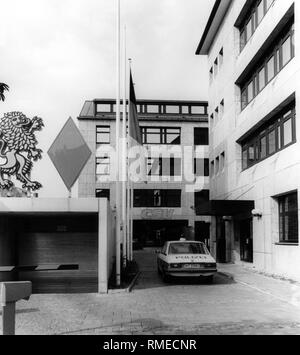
17,216 -> 98,294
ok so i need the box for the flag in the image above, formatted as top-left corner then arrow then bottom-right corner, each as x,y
128,70 -> 147,183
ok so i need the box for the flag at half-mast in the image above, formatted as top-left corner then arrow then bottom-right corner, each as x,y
128,70 -> 147,182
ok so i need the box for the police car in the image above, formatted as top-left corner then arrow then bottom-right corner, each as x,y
157,239 -> 217,283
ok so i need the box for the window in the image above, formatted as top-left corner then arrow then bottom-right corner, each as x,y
239,0 -> 275,52
194,128 -> 209,146
166,106 -> 180,114
181,106 -> 190,114
220,100 -> 225,118
146,105 -> 159,114
209,67 -> 213,83
96,104 -> 111,113
241,103 -> 296,170
220,152 -> 225,171
96,189 -> 110,200
278,192 -> 298,244
210,161 -> 215,177
219,48 -> 224,67
194,159 -> 209,177
214,58 -> 218,77
142,127 -> 181,145
240,21 -> 294,110
195,190 -> 210,215
96,156 -> 110,180
133,190 -> 181,208
96,126 -> 110,145
215,157 -> 220,175
191,106 -> 206,115
147,158 -> 182,177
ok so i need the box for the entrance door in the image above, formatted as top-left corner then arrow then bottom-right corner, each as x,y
240,219 -> 253,263
216,217 -> 226,263
195,222 -> 210,250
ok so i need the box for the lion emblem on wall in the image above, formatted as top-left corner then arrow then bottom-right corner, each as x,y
0,112 -> 44,191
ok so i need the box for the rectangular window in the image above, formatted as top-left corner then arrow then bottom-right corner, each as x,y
283,118 -> 293,147
240,21 -> 294,110
96,104 -> 111,113
191,106 -> 206,115
267,56 -> 275,82
220,152 -> 225,171
215,157 -> 220,175
194,159 -> 209,177
96,157 -> 110,180
239,0 -> 275,52
282,35 -> 292,68
194,128 -> 209,146
95,189 -> 110,200
278,192 -> 298,244
258,67 -> 266,91
96,126 -> 110,145
210,161 -> 215,177
142,127 -> 181,145
166,106 -> 180,114
133,190 -> 181,208
146,105 -> 159,114
195,190 -> 210,214
241,103 -> 296,170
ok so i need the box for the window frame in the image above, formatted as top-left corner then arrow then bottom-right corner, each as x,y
241,104 -> 296,170
240,21 -> 294,111
96,125 -> 111,145
278,192 -> 299,244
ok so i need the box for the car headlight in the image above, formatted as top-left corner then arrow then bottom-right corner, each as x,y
205,263 -> 217,268
170,264 -> 182,269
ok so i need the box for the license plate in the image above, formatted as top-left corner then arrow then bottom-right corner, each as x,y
184,264 -> 201,269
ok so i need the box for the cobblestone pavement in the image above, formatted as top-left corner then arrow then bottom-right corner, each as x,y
1,248 -> 300,335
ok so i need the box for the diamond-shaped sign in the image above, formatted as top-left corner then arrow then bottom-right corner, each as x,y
48,117 -> 92,191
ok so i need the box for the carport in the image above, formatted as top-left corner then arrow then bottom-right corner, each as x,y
0,198 -> 115,294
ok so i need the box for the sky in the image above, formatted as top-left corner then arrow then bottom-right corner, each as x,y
0,0 -> 213,197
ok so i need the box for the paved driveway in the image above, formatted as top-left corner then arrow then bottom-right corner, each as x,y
1,248 -> 300,335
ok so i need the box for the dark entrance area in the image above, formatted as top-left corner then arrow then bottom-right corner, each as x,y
216,217 -> 226,263
133,220 -> 189,248
239,219 -> 253,263
195,222 -> 210,250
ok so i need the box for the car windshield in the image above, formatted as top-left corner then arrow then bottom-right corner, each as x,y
168,243 -> 208,255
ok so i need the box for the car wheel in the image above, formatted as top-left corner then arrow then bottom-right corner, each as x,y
162,271 -> 170,283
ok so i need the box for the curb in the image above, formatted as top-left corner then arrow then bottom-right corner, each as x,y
108,271 -> 141,295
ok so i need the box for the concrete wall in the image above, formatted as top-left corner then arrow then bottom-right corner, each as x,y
205,0 -> 300,281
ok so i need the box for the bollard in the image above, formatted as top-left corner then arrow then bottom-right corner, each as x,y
1,282 -> 32,336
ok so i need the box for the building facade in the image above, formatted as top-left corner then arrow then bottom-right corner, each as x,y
78,99 -> 210,248
197,0 -> 300,281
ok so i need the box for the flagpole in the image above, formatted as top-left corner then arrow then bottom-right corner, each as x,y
115,0 -> 121,286
128,58 -> 132,262
122,25 -> 127,267
128,59 -> 133,262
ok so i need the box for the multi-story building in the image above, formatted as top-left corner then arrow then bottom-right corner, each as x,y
196,0 -> 300,281
78,99 -> 210,248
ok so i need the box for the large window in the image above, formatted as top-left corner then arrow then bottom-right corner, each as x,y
194,128 -> 209,146
241,104 -> 296,170
241,21 -> 294,110
96,189 -> 110,200
239,0 -> 275,52
278,192 -> 298,244
195,190 -> 209,210
194,159 -> 209,177
142,127 -> 181,145
134,190 -> 181,208
96,157 -> 110,180
96,126 -> 110,145
147,158 -> 182,177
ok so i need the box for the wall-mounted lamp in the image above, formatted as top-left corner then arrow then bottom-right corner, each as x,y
222,216 -> 232,222
251,209 -> 263,219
